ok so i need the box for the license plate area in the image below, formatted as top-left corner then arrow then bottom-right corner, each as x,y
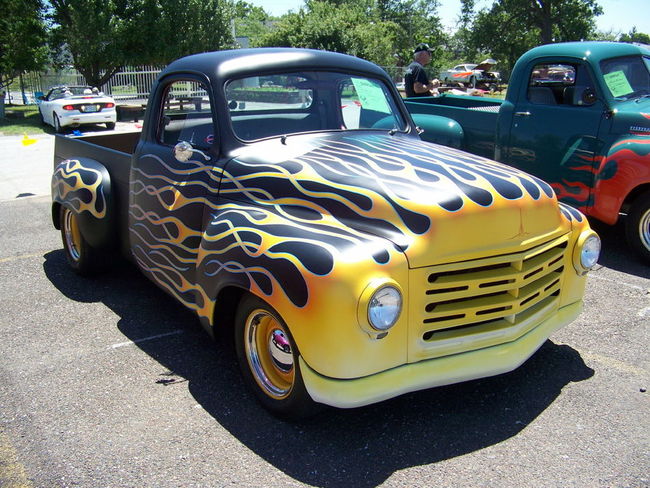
81,104 -> 98,113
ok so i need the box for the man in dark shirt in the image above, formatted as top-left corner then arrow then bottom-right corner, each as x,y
404,43 -> 440,98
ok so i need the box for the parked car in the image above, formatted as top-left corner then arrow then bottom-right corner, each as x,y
51,48 -> 598,418
38,86 -> 117,133
439,59 -> 501,89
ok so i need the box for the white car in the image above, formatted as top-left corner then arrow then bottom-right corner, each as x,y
439,59 -> 501,89
38,86 -> 117,133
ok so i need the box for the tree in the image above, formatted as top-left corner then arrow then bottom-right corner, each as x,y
258,1 -> 399,65
50,0 -> 131,88
234,1 -> 271,44
375,0 -> 446,68
257,0 -> 446,70
468,0 -> 603,76
619,27 -> 650,45
50,0 -> 234,89
0,0 -> 48,115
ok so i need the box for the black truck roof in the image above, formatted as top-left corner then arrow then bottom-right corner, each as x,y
160,48 -> 390,84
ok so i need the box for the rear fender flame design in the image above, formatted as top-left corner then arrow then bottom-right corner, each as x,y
52,159 -> 108,218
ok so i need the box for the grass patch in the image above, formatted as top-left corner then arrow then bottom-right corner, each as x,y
0,105 -> 51,136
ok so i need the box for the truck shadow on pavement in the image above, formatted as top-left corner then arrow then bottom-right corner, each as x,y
43,249 -> 595,488
590,218 -> 650,278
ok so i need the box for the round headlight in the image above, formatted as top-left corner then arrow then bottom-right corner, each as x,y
368,286 -> 402,331
581,234 -> 601,269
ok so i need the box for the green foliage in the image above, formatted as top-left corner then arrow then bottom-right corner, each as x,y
234,1 -> 270,42
256,0 -> 445,69
0,0 -> 48,90
50,0 -> 234,88
50,0 -> 129,87
619,28 -> 650,45
468,0 -> 604,78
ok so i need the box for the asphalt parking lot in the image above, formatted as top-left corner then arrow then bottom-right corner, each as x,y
0,132 -> 648,487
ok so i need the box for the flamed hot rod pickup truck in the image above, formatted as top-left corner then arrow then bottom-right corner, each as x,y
405,41 -> 650,263
52,48 -> 600,418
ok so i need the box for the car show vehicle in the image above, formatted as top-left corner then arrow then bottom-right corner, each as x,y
51,48 -> 599,418
405,41 -> 650,263
439,59 -> 501,89
38,86 -> 117,133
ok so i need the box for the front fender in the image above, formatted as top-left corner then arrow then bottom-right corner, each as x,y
411,113 -> 464,148
195,201 -> 410,379
51,157 -> 115,249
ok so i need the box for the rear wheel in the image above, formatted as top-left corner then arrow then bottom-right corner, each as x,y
53,113 -> 64,133
625,191 -> 650,263
235,294 -> 320,419
60,206 -> 102,275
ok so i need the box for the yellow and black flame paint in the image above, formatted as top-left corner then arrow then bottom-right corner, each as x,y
52,158 -> 108,218
128,133 -> 563,327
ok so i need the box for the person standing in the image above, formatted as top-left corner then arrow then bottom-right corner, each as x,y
404,43 -> 440,98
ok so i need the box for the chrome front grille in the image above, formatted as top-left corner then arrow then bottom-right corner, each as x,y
408,235 -> 569,362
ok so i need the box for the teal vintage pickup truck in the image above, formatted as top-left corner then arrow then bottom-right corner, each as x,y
405,41 -> 650,263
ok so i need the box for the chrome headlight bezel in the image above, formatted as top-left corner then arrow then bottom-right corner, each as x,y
357,280 -> 403,339
573,230 -> 601,275
368,285 -> 402,331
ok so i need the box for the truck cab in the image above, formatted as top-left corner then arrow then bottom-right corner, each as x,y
406,42 -> 650,263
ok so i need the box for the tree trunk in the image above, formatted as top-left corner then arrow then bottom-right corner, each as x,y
537,0 -> 553,44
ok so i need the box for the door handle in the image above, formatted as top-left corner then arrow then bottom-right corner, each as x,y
514,111 -> 531,117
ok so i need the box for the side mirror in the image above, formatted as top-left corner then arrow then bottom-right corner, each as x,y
173,141 -> 210,162
580,88 -> 597,106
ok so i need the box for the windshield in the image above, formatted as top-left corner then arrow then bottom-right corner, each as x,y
600,55 -> 650,100
225,71 -> 406,141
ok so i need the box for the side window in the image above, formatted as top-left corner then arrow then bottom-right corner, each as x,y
158,80 -> 214,149
528,63 -> 596,106
340,80 -> 362,129
339,77 -> 402,130
528,63 -> 576,105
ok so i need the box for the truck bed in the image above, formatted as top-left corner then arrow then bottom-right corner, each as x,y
54,131 -> 141,256
405,94 -> 502,159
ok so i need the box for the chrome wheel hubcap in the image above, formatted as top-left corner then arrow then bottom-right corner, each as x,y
63,209 -> 81,262
245,310 -> 294,399
640,207 -> 650,251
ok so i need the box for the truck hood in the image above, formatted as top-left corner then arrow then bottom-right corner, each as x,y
475,58 -> 497,71
225,132 -> 570,267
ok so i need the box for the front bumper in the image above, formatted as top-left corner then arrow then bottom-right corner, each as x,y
301,301 -> 582,408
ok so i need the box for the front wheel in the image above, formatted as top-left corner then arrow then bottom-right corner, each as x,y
105,122 -> 116,130
60,206 -> 103,275
235,294 -> 320,419
625,191 -> 650,263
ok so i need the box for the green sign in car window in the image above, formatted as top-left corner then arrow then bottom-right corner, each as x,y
603,70 -> 634,97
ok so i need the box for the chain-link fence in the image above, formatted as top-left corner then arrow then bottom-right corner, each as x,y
5,65 -> 409,106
